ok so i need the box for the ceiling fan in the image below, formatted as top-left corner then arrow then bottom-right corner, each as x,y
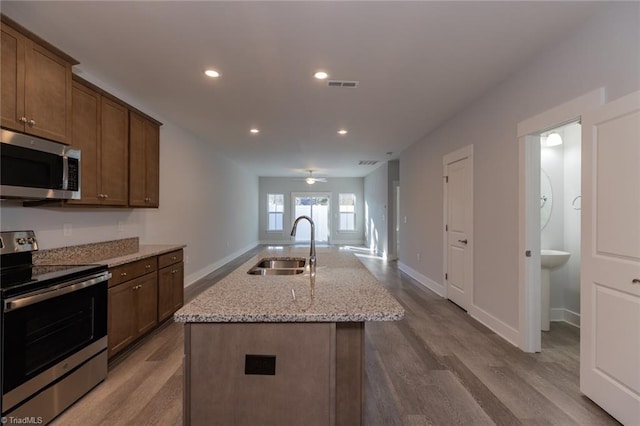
294,170 -> 328,185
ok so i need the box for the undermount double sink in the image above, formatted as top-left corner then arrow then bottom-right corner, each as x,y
247,257 -> 306,276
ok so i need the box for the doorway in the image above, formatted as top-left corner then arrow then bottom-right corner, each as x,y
539,121 -> 582,334
291,193 -> 331,243
443,145 -> 474,312
517,89 -> 603,353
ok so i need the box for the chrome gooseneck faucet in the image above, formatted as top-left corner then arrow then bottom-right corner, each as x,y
291,215 -> 316,271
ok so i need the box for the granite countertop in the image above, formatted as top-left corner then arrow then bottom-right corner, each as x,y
100,244 -> 186,267
33,237 -> 185,268
174,247 -> 405,323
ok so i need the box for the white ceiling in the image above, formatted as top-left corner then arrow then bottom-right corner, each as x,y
2,1 -> 604,178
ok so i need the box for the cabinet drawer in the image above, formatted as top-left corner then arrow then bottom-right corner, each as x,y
158,249 -> 183,269
109,257 -> 157,287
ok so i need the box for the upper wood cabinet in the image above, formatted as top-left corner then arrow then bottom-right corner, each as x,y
129,111 -> 160,207
69,78 -> 129,206
1,16 -> 76,144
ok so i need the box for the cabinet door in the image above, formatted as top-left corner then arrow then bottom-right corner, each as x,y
172,262 -> 184,313
24,39 -> 72,144
158,262 -> 184,322
100,97 -> 129,205
69,81 -> 101,204
129,112 -> 160,207
144,118 -> 160,207
108,280 -> 136,358
1,24 -> 25,131
135,272 -> 158,336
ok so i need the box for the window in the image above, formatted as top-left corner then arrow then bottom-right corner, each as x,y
338,193 -> 356,231
267,194 -> 284,231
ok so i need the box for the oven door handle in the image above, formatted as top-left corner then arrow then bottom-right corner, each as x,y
3,271 -> 112,312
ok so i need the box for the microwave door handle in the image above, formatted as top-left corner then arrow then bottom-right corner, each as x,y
62,155 -> 69,190
3,272 -> 111,312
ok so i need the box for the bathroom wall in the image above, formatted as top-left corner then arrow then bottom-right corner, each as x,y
540,122 -> 581,325
562,124 -> 582,322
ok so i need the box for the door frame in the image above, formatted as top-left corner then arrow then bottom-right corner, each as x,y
291,191 -> 332,243
516,88 -> 604,352
443,144 -> 474,309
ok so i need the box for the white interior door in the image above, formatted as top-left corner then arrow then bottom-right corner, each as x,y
444,146 -> 474,311
580,90 -> 640,425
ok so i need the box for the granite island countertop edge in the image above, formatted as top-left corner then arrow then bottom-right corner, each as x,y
174,247 -> 405,323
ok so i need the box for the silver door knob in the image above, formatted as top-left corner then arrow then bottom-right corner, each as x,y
458,239 -> 468,244
633,279 -> 640,284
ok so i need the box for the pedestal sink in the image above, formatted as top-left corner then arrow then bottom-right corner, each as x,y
541,249 -> 571,331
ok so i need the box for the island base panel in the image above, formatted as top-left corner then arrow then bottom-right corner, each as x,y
184,322 -> 363,426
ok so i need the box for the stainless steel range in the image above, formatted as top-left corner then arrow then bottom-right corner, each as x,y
0,231 -> 110,424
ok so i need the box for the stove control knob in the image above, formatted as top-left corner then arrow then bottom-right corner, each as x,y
16,238 -> 27,245
27,237 -> 36,244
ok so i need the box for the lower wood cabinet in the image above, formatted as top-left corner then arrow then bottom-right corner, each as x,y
107,249 -> 184,359
159,262 -> 184,322
158,250 -> 184,322
108,272 -> 158,358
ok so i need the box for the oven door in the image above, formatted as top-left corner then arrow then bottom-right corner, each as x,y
2,273 -> 108,412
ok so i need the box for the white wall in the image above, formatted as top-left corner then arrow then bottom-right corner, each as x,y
0,78 -> 259,287
399,3 -> 639,340
562,124 -> 582,317
364,163 -> 388,256
258,177 -> 364,245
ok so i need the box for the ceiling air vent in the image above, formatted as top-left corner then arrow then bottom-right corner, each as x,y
327,80 -> 359,88
358,160 -> 378,166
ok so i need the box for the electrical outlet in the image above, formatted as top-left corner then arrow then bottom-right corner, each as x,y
63,223 -> 72,237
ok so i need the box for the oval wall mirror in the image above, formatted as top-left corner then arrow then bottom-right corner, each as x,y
541,169 -> 553,230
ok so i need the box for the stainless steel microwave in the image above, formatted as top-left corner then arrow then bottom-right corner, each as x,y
0,129 -> 81,200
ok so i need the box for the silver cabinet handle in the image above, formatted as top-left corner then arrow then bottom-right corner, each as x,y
633,279 -> 640,284
121,272 -> 127,277
458,239 -> 468,244
18,117 -> 27,123
145,264 -> 151,269
27,119 -> 36,126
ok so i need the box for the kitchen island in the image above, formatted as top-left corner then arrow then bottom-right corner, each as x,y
174,246 -> 404,426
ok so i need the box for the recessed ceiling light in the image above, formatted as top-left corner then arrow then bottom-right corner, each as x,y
250,128 -> 260,134
337,129 -> 348,135
204,69 -> 220,78
314,71 -> 329,80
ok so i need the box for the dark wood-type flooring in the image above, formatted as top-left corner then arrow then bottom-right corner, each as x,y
51,247 -> 618,425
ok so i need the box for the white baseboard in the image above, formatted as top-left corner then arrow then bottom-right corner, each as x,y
185,241 -> 259,287
398,262 -> 445,297
550,308 -> 580,328
469,305 -> 520,348
258,239 -> 365,246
